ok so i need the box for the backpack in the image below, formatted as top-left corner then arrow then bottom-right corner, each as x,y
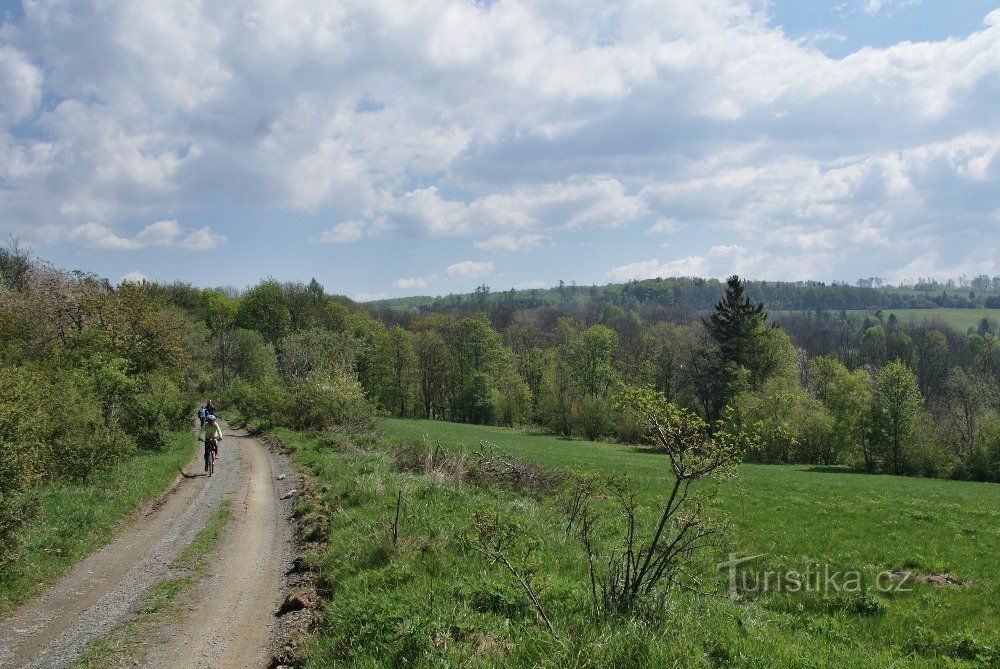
198,406 -> 208,419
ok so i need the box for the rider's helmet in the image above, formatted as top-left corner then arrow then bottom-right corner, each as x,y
207,415 -> 217,422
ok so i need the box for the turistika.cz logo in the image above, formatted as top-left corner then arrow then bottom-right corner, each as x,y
717,553 -> 914,599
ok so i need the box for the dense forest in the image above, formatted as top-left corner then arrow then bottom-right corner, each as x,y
368,274 -> 1000,316
3,241 -> 998,567
178,264 -> 999,484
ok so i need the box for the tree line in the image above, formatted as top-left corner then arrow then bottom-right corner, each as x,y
0,243 -> 195,565
150,271 -> 999,483
368,274 -> 1000,317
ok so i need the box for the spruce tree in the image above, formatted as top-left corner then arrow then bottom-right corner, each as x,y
703,275 -> 766,370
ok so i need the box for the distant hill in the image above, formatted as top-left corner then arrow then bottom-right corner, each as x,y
366,276 -> 999,315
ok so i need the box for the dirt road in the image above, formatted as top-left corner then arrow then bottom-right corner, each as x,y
0,425 -> 293,669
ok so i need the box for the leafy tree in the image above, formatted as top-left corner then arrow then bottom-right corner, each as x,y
810,356 -> 872,467
869,360 -> 923,474
234,279 -> 291,345
229,328 -> 279,382
384,325 -> 416,416
413,329 -> 455,420
914,329 -> 949,401
565,324 -> 617,396
537,352 -> 579,436
278,327 -> 353,380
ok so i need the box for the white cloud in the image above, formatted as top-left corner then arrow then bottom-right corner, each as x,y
314,220 -> 365,244
67,223 -> 141,250
0,0 -> 998,287
710,244 -> 746,258
607,256 -> 710,282
135,219 -> 181,247
66,220 -> 224,251
0,45 -> 43,126
444,260 -> 494,279
860,0 -> 922,17
473,233 -> 545,251
182,226 -> 226,251
393,275 -> 436,290
119,270 -> 149,284
393,259 -> 494,291
354,291 -> 389,302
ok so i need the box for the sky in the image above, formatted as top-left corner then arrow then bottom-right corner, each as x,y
0,0 -> 998,301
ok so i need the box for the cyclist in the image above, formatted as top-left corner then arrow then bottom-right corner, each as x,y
197,414 -> 223,473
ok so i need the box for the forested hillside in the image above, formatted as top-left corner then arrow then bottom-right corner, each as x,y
368,274 -> 1000,316
146,266 -> 999,484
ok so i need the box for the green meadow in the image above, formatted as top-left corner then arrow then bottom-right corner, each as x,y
772,308 -> 1000,331
279,418 -> 999,667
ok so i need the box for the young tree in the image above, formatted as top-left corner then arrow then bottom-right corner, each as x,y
869,360 -> 923,475
703,275 -> 766,373
384,325 -> 416,416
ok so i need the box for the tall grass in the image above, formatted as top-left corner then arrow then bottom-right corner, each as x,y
0,431 -> 196,616
279,421 -> 998,667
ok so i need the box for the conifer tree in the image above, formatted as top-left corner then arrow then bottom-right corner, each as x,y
703,275 -> 766,370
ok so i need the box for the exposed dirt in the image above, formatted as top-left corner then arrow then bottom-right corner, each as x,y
0,424 -> 295,669
886,570 -> 970,587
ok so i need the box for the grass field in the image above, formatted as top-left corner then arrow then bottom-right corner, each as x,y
364,417 -> 1000,667
773,308 -> 1000,332
0,431 -> 197,617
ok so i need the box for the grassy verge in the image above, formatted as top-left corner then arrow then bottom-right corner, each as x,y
0,430 -> 197,617
376,418 -> 999,667
69,501 -> 233,669
263,422 -> 993,668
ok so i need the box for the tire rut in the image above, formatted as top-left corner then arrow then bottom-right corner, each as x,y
0,424 -> 292,669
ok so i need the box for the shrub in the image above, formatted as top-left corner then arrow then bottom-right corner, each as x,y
0,366 -> 47,565
287,371 -> 375,431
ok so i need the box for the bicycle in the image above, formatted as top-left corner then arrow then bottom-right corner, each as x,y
201,438 -> 219,477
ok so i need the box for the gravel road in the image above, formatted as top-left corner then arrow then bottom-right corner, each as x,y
0,424 -> 294,669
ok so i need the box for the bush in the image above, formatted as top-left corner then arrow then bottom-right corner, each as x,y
0,366 -> 47,565
288,372 -> 375,431
131,373 -> 191,450
222,376 -> 294,428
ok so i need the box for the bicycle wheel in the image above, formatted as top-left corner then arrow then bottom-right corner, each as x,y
205,444 -> 214,477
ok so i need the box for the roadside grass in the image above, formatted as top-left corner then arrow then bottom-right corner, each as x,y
0,431 -> 197,617
69,501 -> 233,669
352,419 -> 1000,667
276,420 -> 998,668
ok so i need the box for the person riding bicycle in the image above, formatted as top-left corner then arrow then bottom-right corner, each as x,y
197,415 -> 223,472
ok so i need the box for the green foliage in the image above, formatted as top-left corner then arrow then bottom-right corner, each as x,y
287,372 -> 375,431
278,327 -> 355,379
0,366 -> 47,565
221,376 -> 294,428
234,279 -> 292,345
869,360 -> 924,475
212,327 -> 277,386
0,431 -> 194,616
703,275 -> 767,374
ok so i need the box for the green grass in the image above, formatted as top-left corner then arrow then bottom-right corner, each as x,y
70,501 -> 233,669
773,308 -> 1000,332
0,431 -> 198,617
359,417 -> 1000,667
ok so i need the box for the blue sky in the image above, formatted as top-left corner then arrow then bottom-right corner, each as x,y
1,1 -> 998,300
